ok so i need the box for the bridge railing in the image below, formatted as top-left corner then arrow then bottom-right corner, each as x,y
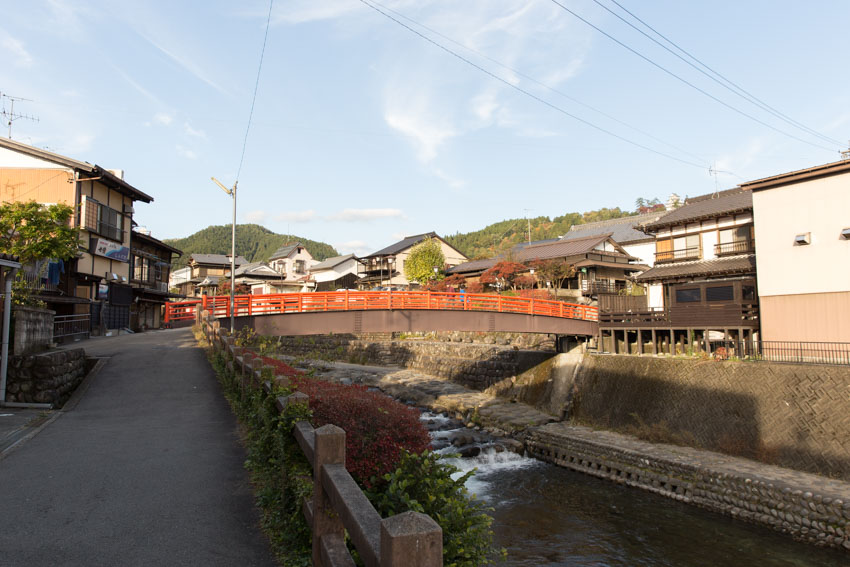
165,290 -> 598,324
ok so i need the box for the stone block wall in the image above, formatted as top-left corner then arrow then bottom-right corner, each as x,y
12,306 -> 54,356
571,355 -> 850,480
271,334 -> 553,391
6,348 -> 87,406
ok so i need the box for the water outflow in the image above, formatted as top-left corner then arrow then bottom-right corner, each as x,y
419,412 -> 848,567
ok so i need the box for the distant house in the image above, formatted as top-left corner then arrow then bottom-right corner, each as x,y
449,233 -> 643,300
598,188 -> 758,354
182,253 -> 249,297
359,232 -> 468,289
129,230 -> 182,330
742,158 -> 850,343
234,262 -> 288,295
561,211 -> 662,268
309,254 -> 363,291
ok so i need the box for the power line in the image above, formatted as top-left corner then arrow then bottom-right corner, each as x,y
546,0 -> 835,152
367,0 -> 708,167
236,0 -> 274,182
358,0 -> 708,170
598,0 -> 844,147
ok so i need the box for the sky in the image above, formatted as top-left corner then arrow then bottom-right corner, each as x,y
2,0 -> 849,257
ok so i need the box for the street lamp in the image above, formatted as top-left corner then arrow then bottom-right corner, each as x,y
529,268 -> 536,290
211,176 -> 237,332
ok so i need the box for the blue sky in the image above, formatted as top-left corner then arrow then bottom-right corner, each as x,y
3,1 -> 849,256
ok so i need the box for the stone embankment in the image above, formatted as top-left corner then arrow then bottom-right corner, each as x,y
290,356 -> 850,553
5,349 -> 87,406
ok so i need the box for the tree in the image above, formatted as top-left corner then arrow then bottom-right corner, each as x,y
479,261 -> 527,291
529,259 -> 576,292
403,238 -> 446,285
218,279 -> 250,295
0,201 -> 79,265
425,273 -> 465,292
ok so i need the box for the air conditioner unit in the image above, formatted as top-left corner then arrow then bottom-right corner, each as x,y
123,204 -> 135,215
841,228 -> 850,240
794,233 -> 811,246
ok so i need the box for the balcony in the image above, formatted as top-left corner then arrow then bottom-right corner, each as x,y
582,280 -> 627,295
655,246 -> 701,264
18,270 -> 58,292
714,239 -> 754,257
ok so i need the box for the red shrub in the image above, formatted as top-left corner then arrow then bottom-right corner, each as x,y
291,376 -> 430,487
259,355 -> 303,377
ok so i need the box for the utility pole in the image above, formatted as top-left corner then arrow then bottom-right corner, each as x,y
1,93 -> 38,138
524,209 -> 532,244
211,177 -> 237,332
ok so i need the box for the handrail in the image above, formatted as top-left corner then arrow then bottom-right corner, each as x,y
165,290 -> 599,324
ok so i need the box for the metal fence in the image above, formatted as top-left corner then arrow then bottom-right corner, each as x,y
708,339 -> 850,366
53,314 -> 91,340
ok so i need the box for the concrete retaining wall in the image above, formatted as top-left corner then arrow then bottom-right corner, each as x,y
12,306 -> 54,356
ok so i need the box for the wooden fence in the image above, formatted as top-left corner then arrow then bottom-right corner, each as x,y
200,313 -> 443,566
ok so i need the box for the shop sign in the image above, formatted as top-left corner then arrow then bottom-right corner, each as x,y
91,237 -> 130,263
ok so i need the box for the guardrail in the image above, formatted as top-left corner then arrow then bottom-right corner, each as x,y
709,339 -> 850,366
202,314 -> 443,566
165,290 -> 598,324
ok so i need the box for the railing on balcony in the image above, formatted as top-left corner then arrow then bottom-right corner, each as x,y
655,246 -> 701,263
53,314 -> 90,340
18,270 -> 58,292
714,239 -> 754,256
581,280 -> 627,295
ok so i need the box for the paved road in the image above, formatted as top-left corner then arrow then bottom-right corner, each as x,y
0,328 -> 277,566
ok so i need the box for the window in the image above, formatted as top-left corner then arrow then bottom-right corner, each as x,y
673,234 -> 701,258
706,285 -> 734,301
719,225 -> 749,244
742,285 -> 756,301
133,256 -> 152,282
83,197 -> 124,242
295,260 -> 306,274
675,288 -> 701,303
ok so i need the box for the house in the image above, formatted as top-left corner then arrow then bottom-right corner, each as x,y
359,232 -> 468,289
560,211 -> 662,268
742,158 -> 850,343
183,253 -> 248,297
0,137 -> 154,333
269,242 -> 315,279
598,188 -> 758,355
448,233 -> 644,300
129,229 -> 182,331
168,266 -> 192,295
309,254 -> 363,291
233,262 -> 304,294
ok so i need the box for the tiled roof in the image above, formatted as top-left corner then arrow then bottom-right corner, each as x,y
740,158 -> 850,191
563,212 -> 660,244
190,253 -> 249,266
269,242 -> 302,261
364,232 -> 438,258
310,254 -> 358,271
635,254 -> 756,282
234,262 -> 282,277
447,257 -> 499,274
643,188 -> 752,231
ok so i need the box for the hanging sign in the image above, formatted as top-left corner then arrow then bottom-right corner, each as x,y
91,237 -> 130,263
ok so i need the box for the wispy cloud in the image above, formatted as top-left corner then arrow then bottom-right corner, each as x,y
1,34 -> 33,67
328,208 -> 406,222
384,90 -> 458,163
183,122 -> 206,139
432,167 -> 465,190
272,0 -> 360,25
244,210 -> 268,224
112,65 -> 163,106
154,113 -> 173,126
136,30 -> 228,95
176,145 -> 197,159
274,210 -> 316,223
337,240 -> 372,255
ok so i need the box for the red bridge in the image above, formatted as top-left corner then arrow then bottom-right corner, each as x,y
165,290 -> 598,338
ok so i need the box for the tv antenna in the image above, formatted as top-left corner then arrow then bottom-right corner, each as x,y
1,93 -> 39,138
841,142 -> 850,160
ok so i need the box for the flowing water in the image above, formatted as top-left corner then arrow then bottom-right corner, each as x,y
423,413 -> 848,567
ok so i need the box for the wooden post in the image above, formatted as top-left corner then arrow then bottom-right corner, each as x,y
669,329 -> 674,355
651,329 -> 657,355
704,329 -> 710,354
312,424 -> 346,567
636,329 -> 642,356
381,511 -> 443,567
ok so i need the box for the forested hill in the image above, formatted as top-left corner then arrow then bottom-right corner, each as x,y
445,207 -> 636,259
165,224 -> 339,269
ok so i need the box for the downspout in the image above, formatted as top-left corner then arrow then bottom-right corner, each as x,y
1,266 -> 19,404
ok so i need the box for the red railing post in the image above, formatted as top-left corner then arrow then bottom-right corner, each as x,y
298,293 -> 303,313
345,289 -> 350,311
530,298 -> 535,315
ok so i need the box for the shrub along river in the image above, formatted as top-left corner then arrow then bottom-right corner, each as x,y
424,414 -> 848,566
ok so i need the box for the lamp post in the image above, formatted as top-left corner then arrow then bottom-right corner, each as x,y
211,176 -> 237,332
529,268 -> 536,290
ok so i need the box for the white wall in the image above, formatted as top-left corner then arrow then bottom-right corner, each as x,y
753,174 -> 850,297
0,147 -> 66,169
624,242 -> 655,266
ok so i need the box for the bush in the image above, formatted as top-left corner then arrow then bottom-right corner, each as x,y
291,377 -> 430,487
367,451 -> 502,566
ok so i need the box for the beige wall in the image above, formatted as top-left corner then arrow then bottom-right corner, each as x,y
0,167 -> 75,205
753,174 -> 850,297
759,291 -> 850,342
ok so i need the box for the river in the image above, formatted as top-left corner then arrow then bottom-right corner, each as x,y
428,416 -> 848,566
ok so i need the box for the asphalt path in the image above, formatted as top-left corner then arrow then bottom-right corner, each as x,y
0,328 -> 277,566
